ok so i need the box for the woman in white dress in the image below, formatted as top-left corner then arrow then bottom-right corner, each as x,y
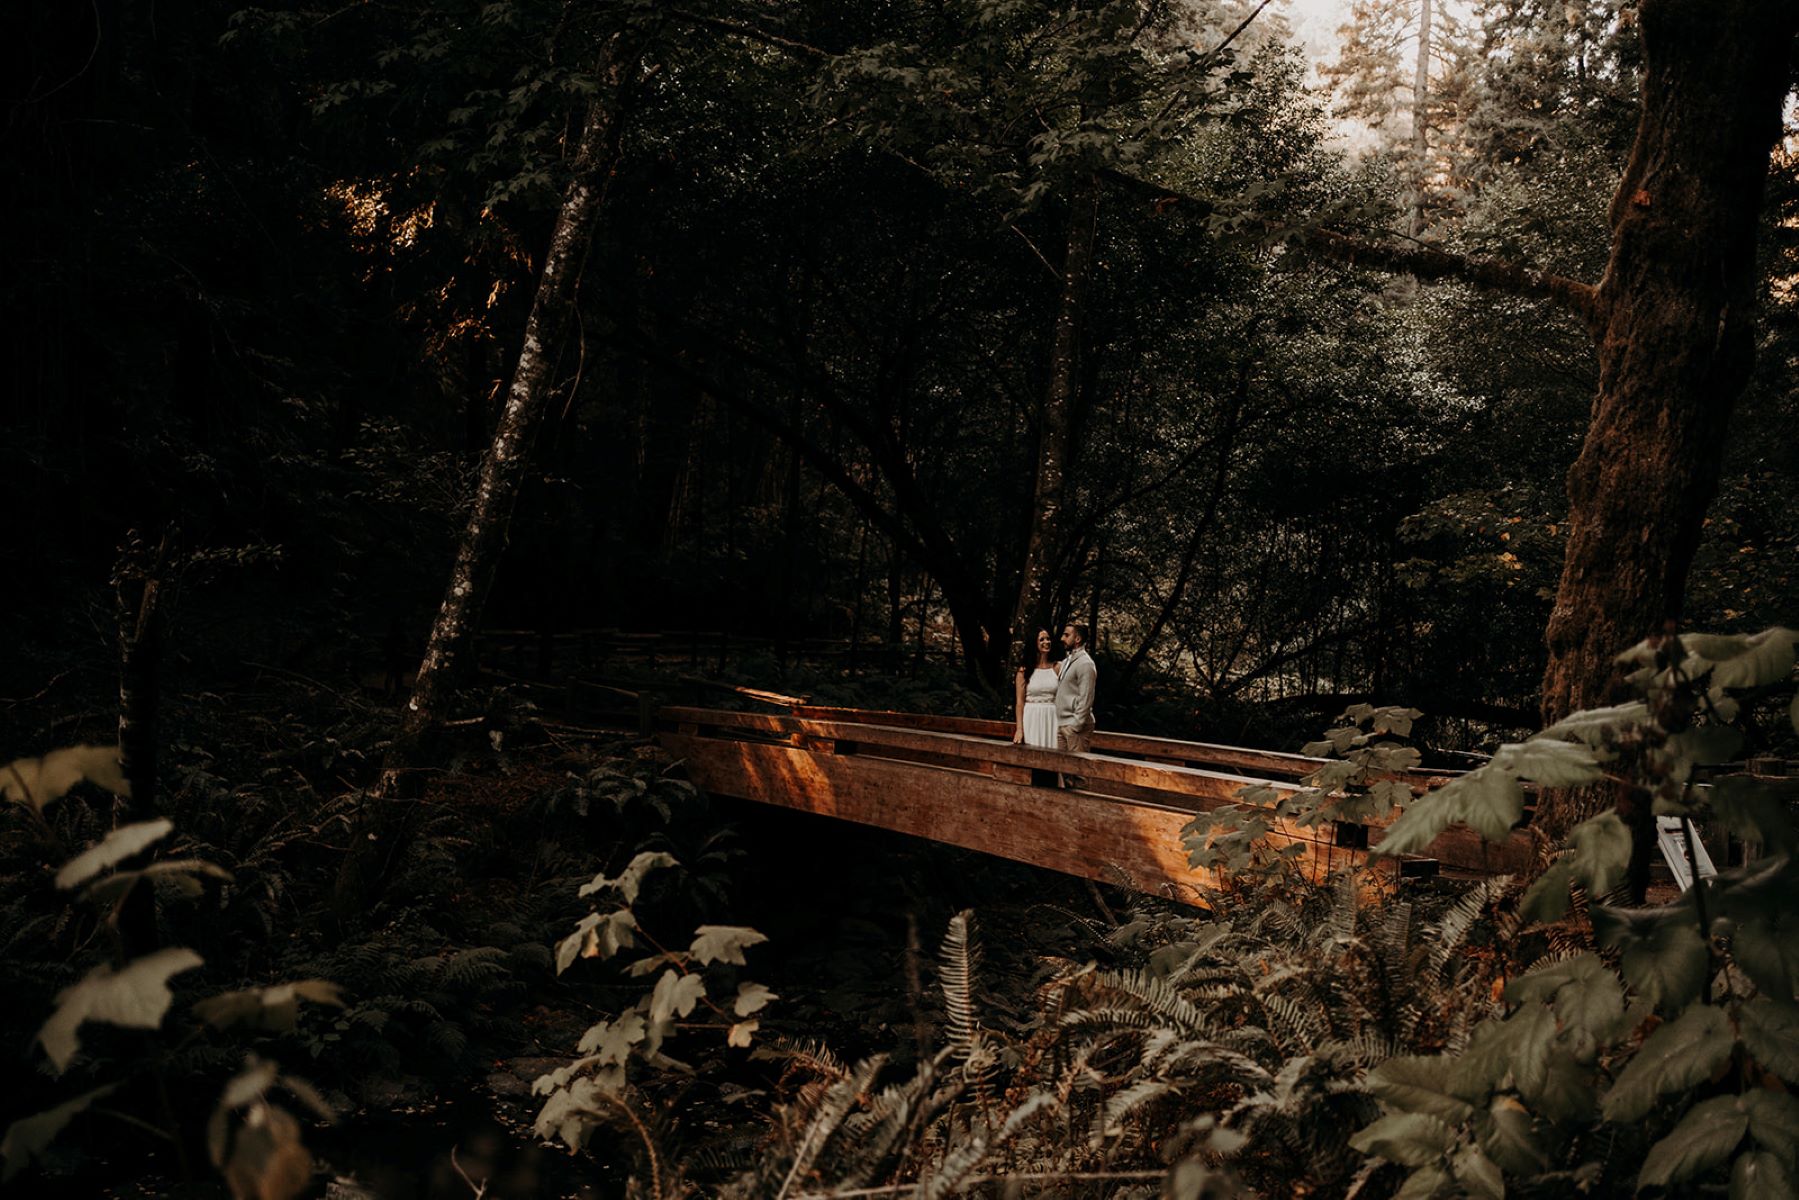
1012,628 -> 1061,748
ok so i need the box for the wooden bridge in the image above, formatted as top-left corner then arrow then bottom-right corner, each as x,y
657,704 -> 1537,905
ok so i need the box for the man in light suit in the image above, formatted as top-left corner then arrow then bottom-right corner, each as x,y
1055,622 -> 1097,788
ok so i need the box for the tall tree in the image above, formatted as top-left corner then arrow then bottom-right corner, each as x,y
1540,0 -> 1798,719
337,34 -> 636,910
385,36 -> 633,779
1012,173 -> 1100,652
1407,0 -> 1432,238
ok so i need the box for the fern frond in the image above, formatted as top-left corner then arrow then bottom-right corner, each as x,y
1077,969 -> 1210,1034
777,1053 -> 886,1196
1425,878 -> 1505,973
939,910 -> 983,1064
757,1037 -> 850,1086
441,945 -> 511,991
1257,994 -> 1326,1049
1089,1080 -> 1174,1146
1328,871 -> 1358,944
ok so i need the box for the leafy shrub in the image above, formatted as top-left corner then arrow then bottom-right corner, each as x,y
0,748 -> 342,1197
1350,627 -> 1799,1196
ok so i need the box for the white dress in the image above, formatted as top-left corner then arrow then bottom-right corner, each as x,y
1022,666 -> 1060,749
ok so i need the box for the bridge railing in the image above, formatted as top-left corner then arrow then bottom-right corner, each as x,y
659,705 -> 1537,888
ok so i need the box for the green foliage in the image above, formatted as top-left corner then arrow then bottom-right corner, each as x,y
1349,626 -> 1799,1195
1,745 -> 131,813
0,1086 -> 117,1183
532,816 -> 774,1171
1,752 -> 340,1198
1182,702 -> 1424,884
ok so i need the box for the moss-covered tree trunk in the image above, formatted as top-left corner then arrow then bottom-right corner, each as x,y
1540,0 -> 1796,724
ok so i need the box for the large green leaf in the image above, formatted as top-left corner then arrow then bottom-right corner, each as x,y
1452,1013 -> 1530,1101
1638,1095 -> 1748,1190
1594,907 -> 1710,1013
37,948 -> 204,1073
575,1011 -> 646,1066
1733,908 -> 1799,1003
555,907 -> 638,973
54,819 -> 173,890
1504,952 -> 1603,1005
1394,1164 -> 1450,1200
1366,1056 -> 1472,1122
0,745 -> 130,812
1683,634 -> 1753,662
1520,1049 -> 1596,1123
192,980 -> 345,1033
82,858 -> 233,906
648,968 -> 705,1026
1740,1000 -> 1799,1082
1743,1090 -> 1799,1161
577,851 -> 678,903
0,1085 -> 117,1181
643,968 -> 706,1057
1567,812 -> 1632,897
1706,777 -> 1799,854
1374,774 -> 1476,858
734,982 -> 776,1017
1450,1144 -> 1504,1200
1461,765 -> 1527,843
1496,739 -> 1602,787
1377,763 -> 1525,854
1601,1005 -> 1735,1123
1732,1151 -> 1796,1200
1700,627 -> 1798,690
1555,968 -> 1626,1041
689,925 -> 768,966
1463,1007 -> 1556,1101
1667,725 -> 1745,769
1533,702 -> 1649,747
1503,954 -> 1625,1040
1480,1096 -> 1549,1176
1518,858 -> 1574,925
1348,1112 -> 1459,1168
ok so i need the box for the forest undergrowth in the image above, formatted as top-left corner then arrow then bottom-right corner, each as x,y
3,627 -> 1798,1199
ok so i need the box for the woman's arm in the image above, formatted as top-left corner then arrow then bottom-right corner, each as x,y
1013,668 -> 1026,742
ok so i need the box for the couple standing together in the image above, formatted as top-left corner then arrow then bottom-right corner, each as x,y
1013,623 -> 1097,770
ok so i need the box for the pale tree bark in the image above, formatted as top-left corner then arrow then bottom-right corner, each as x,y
337,39 -> 632,911
1540,0 -> 1796,725
1010,171 -> 1099,659
1407,0 -> 1432,239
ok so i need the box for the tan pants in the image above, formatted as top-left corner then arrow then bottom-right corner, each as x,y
1057,725 -> 1091,788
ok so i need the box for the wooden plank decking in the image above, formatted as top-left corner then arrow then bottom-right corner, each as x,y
657,706 -> 1538,906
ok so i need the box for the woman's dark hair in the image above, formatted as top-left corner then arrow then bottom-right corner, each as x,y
1016,628 -> 1059,672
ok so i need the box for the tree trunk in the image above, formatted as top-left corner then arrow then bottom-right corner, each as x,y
115,531 -> 169,958
338,40 -> 631,911
1118,375 -> 1247,690
1407,0 -> 1432,239
848,520 -> 869,673
1010,172 -> 1099,661
1540,0 -> 1795,725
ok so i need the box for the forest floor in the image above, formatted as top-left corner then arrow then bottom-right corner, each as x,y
4,665 -> 1134,1200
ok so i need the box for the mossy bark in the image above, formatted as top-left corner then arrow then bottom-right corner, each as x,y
1540,0 -> 1796,724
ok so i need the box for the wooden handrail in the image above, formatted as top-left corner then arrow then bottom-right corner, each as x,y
659,704 -> 1534,874
785,705 -> 1459,791
664,705 -> 1301,807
